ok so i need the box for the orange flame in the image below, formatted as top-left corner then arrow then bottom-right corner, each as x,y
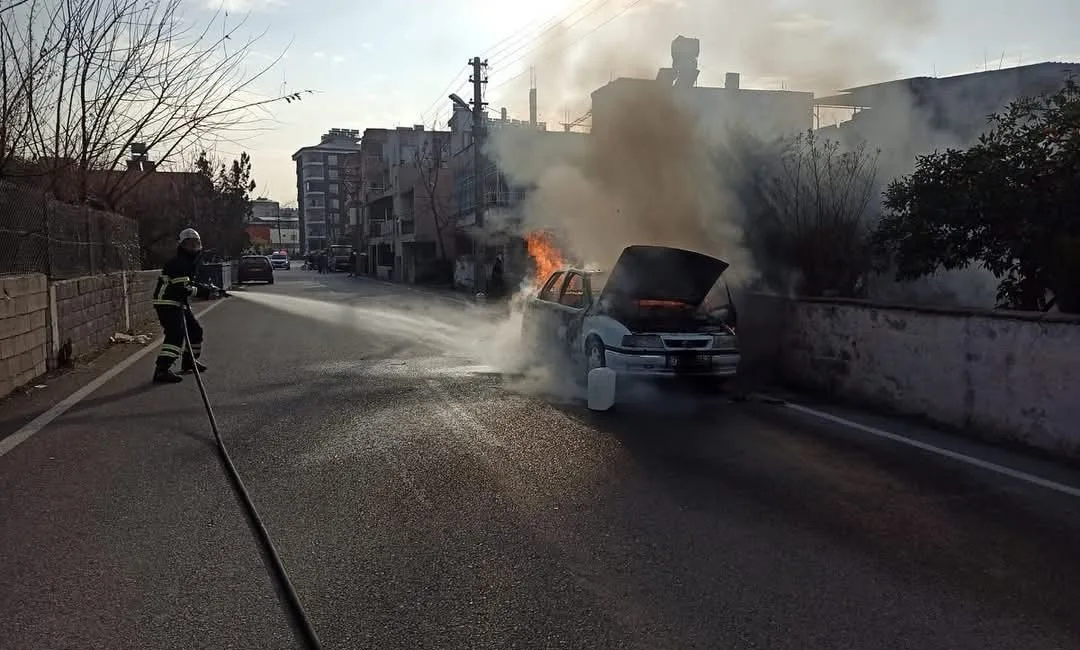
524,231 -> 565,288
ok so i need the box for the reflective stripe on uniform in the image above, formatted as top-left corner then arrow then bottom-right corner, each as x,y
188,285 -> 198,297
153,299 -> 183,307
169,276 -> 190,284
158,343 -> 183,359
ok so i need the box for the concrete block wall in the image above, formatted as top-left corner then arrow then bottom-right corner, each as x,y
0,274 -> 49,397
50,270 -> 163,365
130,269 -> 162,326
0,270 -> 164,397
740,293 -> 1080,458
52,272 -> 128,363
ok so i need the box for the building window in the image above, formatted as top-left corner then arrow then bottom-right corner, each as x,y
329,183 -> 339,194
328,154 -> 338,165
328,168 -> 339,180
331,199 -> 339,209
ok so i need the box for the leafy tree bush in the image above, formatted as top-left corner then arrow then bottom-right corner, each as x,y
874,78 -> 1080,312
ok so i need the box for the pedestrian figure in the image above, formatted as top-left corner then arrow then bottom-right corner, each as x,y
151,228 -> 218,384
489,254 -> 506,300
348,249 -> 357,277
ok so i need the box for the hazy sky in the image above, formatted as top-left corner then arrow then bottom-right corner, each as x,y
190,0 -> 1080,204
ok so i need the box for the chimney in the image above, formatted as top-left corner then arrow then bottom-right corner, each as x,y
529,88 -> 537,126
725,72 -> 740,90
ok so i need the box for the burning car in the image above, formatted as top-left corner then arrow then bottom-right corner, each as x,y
521,245 -> 740,383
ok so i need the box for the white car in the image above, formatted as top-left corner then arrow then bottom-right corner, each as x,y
269,252 -> 290,270
521,245 -> 740,382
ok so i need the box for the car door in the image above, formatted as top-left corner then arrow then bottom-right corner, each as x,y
552,272 -> 588,354
523,271 -> 566,350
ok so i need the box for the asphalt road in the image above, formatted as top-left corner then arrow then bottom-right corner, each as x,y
3,271 -> 1080,650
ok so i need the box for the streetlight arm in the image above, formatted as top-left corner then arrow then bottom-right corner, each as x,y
449,93 -> 472,112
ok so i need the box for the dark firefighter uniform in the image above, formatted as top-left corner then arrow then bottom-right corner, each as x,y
152,228 -> 215,383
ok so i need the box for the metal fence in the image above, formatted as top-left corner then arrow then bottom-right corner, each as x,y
0,181 -> 141,279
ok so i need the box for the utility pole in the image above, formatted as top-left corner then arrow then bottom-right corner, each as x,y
469,56 -> 488,228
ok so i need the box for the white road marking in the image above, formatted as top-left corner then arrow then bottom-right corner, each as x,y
784,401 -> 1080,499
0,300 -> 227,459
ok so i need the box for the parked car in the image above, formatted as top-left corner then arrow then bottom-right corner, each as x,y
237,255 -> 275,284
328,245 -> 352,271
521,245 -> 739,383
269,251 -> 290,270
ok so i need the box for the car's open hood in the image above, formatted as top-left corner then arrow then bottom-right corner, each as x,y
596,245 -> 729,308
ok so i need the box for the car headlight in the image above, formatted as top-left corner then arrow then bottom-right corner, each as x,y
713,333 -> 736,347
622,334 -> 663,348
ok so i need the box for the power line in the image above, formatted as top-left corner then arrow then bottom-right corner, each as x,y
488,0 -> 649,98
413,0 -> 600,126
486,0 -> 615,72
417,65 -> 469,125
481,7 -> 568,62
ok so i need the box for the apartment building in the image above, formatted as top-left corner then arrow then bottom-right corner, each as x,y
590,73 -> 813,144
814,61 -> 1078,179
447,103 -> 591,292
354,126 -> 454,283
291,128 -> 361,253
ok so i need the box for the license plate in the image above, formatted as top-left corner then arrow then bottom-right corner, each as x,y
673,355 -> 709,369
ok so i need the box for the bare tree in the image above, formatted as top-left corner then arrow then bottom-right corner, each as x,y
744,130 -> 880,297
0,0 -> 310,206
413,131 -> 454,262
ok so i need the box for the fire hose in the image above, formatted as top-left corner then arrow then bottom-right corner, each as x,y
181,298 -> 323,650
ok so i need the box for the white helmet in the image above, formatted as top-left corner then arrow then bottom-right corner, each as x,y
178,227 -> 201,243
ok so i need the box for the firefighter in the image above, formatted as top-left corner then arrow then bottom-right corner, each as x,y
151,228 -> 217,384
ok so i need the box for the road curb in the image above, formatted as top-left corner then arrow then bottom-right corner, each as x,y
0,300 -> 228,459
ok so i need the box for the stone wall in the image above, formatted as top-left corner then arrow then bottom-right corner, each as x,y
0,274 -> 48,398
50,270 -> 162,366
0,270 -> 165,397
129,269 -> 161,326
51,273 -> 127,362
739,293 -> 1080,458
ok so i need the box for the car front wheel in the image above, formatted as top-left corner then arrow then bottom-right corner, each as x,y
585,337 -> 606,374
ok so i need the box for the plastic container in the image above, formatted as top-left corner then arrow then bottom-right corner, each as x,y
587,367 -> 616,411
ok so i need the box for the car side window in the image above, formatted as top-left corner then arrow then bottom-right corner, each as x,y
538,272 -> 564,302
559,273 -> 586,309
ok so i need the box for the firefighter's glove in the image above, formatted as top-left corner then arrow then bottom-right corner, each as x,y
194,283 -> 215,300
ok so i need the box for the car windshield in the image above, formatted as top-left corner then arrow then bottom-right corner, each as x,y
592,271 -> 729,312
270,253 -> 286,259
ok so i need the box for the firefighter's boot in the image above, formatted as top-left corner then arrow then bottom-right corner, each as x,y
181,358 -> 208,374
153,367 -> 183,384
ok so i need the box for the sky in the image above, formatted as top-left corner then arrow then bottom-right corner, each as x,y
187,0 -> 1080,205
